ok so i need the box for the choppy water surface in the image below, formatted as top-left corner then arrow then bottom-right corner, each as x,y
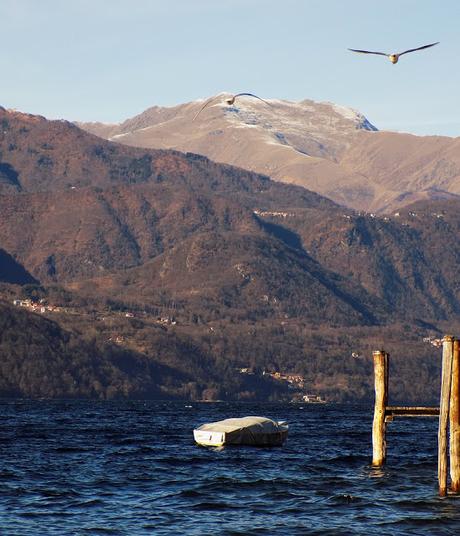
0,401 -> 459,535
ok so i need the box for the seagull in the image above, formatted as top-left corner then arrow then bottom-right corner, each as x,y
348,41 -> 439,64
192,92 -> 271,120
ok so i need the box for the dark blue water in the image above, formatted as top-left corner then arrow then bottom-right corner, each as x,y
0,401 -> 459,535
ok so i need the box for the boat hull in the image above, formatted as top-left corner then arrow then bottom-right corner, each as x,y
193,429 -> 226,447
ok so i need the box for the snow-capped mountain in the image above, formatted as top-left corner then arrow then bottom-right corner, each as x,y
79,95 -> 460,213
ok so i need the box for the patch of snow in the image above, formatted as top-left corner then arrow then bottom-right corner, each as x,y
266,98 -> 292,105
109,132 -> 131,140
138,125 -> 157,132
233,123 -> 259,129
326,102 -> 377,131
329,103 -> 361,121
265,139 -> 311,156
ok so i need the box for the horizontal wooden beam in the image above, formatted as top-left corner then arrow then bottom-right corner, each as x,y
385,406 -> 440,420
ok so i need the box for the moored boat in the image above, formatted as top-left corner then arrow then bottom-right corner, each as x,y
193,416 -> 288,447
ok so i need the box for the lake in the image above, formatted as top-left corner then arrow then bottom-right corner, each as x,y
0,401 -> 458,535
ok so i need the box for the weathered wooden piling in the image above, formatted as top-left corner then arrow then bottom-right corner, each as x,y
439,336 -> 453,497
372,350 -> 388,467
371,336 -> 460,497
450,338 -> 460,493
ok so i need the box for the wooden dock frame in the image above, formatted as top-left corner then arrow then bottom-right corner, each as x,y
372,336 -> 460,497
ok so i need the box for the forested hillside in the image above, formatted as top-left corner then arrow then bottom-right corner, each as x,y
0,108 -> 455,403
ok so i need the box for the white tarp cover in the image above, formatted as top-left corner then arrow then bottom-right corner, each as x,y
195,416 -> 288,446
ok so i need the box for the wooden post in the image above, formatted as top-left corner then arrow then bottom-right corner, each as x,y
439,335 -> 454,497
372,350 -> 388,467
450,338 -> 460,493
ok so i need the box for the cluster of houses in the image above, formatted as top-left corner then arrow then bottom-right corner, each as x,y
108,335 -> 125,344
253,209 -> 294,218
12,299 -> 61,314
12,298 -> 179,329
122,312 -> 177,326
237,367 -> 326,403
156,316 -> 177,326
263,370 -> 306,389
423,336 -> 443,348
238,368 -> 305,388
300,393 -> 326,403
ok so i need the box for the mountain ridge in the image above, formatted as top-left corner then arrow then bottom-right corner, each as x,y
78,95 -> 460,213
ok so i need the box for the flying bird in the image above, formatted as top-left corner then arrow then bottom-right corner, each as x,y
348,41 -> 439,64
192,93 -> 271,120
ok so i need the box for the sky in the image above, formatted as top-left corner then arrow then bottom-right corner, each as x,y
1,0 -> 459,136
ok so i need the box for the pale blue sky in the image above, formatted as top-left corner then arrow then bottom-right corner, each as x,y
1,0 -> 459,135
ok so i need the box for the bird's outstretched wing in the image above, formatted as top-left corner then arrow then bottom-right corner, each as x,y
398,41 -> 439,56
348,48 -> 388,56
233,93 -> 272,106
192,96 -> 222,121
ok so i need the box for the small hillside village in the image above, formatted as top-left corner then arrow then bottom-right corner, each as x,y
11,297 -> 178,349
423,336 -> 443,348
12,298 -> 62,314
11,298 -> 177,325
237,367 -> 326,403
